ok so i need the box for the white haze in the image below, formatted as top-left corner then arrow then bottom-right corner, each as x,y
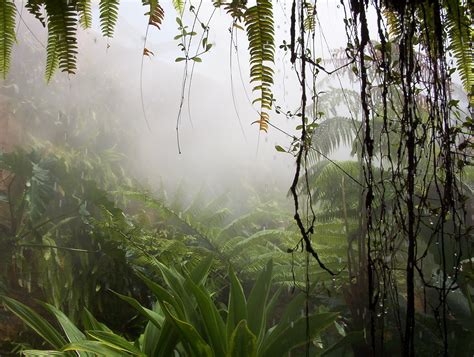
12,0 -> 357,199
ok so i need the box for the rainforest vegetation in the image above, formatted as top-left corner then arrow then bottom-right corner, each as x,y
0,0 -> 472,356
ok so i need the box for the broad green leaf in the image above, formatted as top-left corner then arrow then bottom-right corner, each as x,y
136,271 -> 185,318
41,303 -> 85,342
81,308 -> 112,333
87,330 -> 145,356
262,312 -> 339,357
320,331 -> 364,356
247,259 -> 273,338
111,290 -> 164,329
186,276 -> 226,356
161,302 -> 213,357
40,302 -> 92,357
62,341 -> 124,357
22,351 -> 66,356
156,320 -> 180,356
141,318 -> 161,357
261,293 -> 305,350
264,286 -> 282,326
1,296 -> 66,349
226,266 -> 247,339
189,255 -> 213,286
227,320 -> 257,357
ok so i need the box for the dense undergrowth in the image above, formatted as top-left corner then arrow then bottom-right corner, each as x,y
0,1 -> 473,356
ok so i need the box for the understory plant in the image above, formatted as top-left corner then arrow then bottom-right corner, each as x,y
2,259 -> 359,356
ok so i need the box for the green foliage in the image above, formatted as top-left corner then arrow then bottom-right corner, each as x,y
0,0 -> 16,78
172,0 -> 184,16
445,0 -> 474,106
245,0 -> 274,131
45,1 -> 78,78
77,0 -> 93,30
309,117 -> 357,162
1,260 -> 341,356
99,0 -> 120,38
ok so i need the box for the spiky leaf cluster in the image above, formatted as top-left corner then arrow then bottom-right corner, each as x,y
245,0 -> 274,131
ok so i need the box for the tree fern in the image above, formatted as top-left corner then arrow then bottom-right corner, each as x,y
309,117 -> 358,163
99,0 -> 119,38
77,0 -> 92,30
245,0 -> 274,131
0,0 -> 16,78
45,1 -> 78,77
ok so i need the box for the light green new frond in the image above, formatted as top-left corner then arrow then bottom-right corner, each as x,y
172,0 -> 184,15
245,0 -> 274,131
77,0 -> 93,29
99,0 -> 119,38
0,0 -> 16,78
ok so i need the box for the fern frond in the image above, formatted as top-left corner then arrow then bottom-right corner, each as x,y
77,0 -> 92,29
172,0 -> 184,16
99,0 -> 119,38
25,0 -> 46,27
384,9 -> 402,40
309,117 -> 358,163
149,2 -> 164,29
45,1 -> 78,76
215,0 -> 247,23
0,0 -> 16,78
304,2 -> 315,32
142,0 -> 164,29
445,0 -> 474,106
245,0 -> 274,130
45,25 -> 59,82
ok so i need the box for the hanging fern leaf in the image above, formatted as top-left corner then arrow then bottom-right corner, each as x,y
45,1 -> 78,76
77,0 -> 93,30
445,0 -> 474,106
172,0 -> 184,16
245,0 -> 274,131
99,0 -> 119,38
146,0 -> 164,29
25,0 -> 46,27
0,0 -> 16,78
45,25 -> 59,82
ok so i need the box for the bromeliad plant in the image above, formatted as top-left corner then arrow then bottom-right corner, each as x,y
2,258 -> 351,356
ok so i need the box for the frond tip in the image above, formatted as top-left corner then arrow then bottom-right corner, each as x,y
252,112 -> 269,132
0,0 -> 16,78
